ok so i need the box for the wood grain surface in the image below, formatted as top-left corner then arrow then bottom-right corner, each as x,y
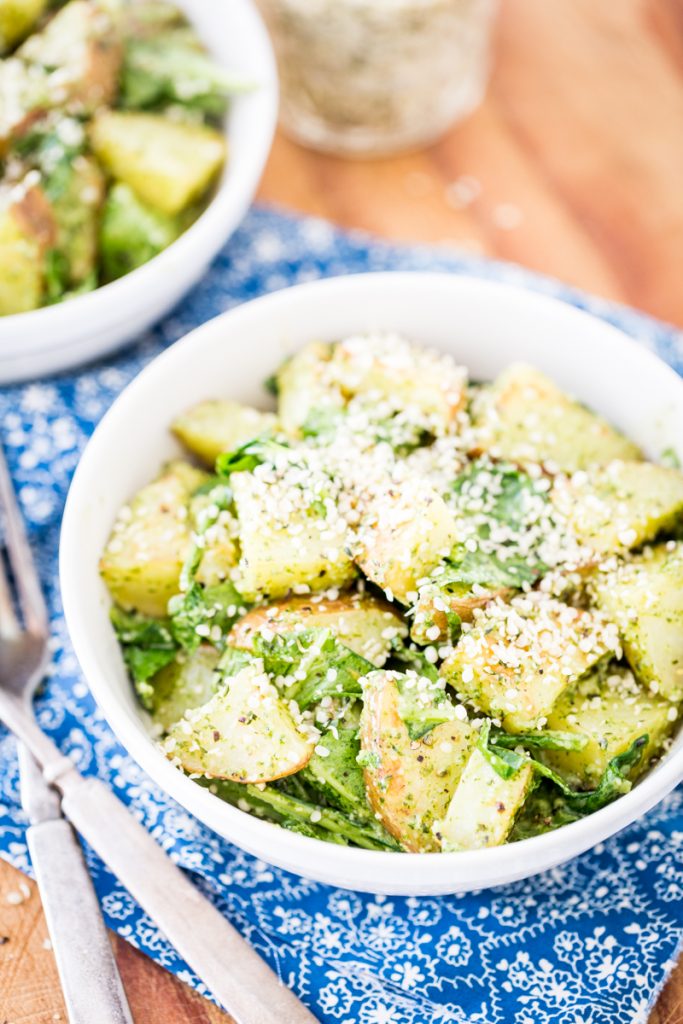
2,0 -> 682,1021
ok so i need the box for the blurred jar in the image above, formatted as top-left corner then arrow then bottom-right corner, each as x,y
256,0 -> 498,157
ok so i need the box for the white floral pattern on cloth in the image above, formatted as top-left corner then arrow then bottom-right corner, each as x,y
0,206 -> 682,1024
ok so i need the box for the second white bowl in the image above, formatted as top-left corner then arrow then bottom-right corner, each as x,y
0,0 -> 277,384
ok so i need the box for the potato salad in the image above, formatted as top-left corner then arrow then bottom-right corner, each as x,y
102,334 -> 683,853
1,0 -> 245,314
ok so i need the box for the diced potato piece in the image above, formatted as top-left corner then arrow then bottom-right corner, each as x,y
100,181 -> 181,282
354,480 -> 458,604
148,644 -> 219,732
0,175 -> 56,314
172,399 -> 277,466
545,664 -> 676,786
229,592 -> 406,665
100,461 -> 207,617
188,489 -> 239,588
552,460 -> 683,556
0,0 -> 48,54
163,662 -> 314,782
474,364 -> 642,472
52,154 -> 104,286
437,748 -> 533,850
19,0 -> 122,110
0,59 -> 50,158
232,468 -> 355,601
592,543 -> 683,702
276,335 -> 467,439
276,342 -> 343,436
410,581 -> 511,645
360,670 -> 474,851
91,110 -> 226,215
330,333 -> 467,435
441,594 -> 620,731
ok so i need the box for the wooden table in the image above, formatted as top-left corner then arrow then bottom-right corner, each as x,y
1,0 -> 682,1020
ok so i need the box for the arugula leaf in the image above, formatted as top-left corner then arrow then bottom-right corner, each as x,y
491,729 -> 589,753
451,460 -> 545,531
254,628 -> 371,709
44,249 -> 70,304
476,721 -> 528,780
168,581 -> 243,653
206,778 -> 400,851
191,476 -> 231,499
395,673 -> 457,741
121,37 -> 253,114
110,606 -> 178,702
509,783 -> 583,840
477,720 -> 648,813
386,638 -> 440,682
438,545 -> 543,591
533,737 -> 648,813
216,645 -> 253,678
215,436 -> 289,477
263,373 -> 279,398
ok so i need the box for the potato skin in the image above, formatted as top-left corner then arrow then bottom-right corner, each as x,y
229,592 -> 405,665
360,671 -> 473,852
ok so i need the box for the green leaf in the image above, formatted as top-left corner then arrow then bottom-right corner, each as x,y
491,729 -> 589,753
215,436 -> 289,478
478,719 -> 648,813
121,37 -> 253,113
394,673 -> 456,741
533,736 -> 648,813
477,721 -> 528,780
109,606 -> 178,698
204,777 -> 399,850
451,460 -> 546,532
386,639 -> 439,682
168,581 -> 243,653
255,628 -> 371,709
263,373 -> 279,398
438,546 -> 543,591
44,249 -> 70,304
216,645 -> 253,678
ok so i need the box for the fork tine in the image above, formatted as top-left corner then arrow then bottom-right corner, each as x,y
0,443 -> 48,638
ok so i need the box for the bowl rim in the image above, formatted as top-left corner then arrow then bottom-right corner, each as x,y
60,271 -> 683,892
0,0 -> 278,348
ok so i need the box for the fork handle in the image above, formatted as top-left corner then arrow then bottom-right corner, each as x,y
58,771 -> 319,1024
27,817 -> 134,1024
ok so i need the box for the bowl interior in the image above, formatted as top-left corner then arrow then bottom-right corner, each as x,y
60,273 -> 683,895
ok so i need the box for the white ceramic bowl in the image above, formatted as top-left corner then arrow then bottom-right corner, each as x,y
0,0 -> 277,384
61,273 -> 683,895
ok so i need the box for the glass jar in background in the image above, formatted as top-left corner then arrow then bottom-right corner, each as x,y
256,0 -> 499,157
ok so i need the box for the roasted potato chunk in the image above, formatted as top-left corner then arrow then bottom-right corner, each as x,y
441,594 -> 620,731
474,364 -> 642,472
360,670 -> 473,851
163,663 -> 314,783
172,399 -> 277,467
229,592 -> 406,665
100,461 -> 206,617
91,110 -> 226,215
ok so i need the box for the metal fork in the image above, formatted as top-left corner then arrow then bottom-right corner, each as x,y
0,444 -> 319,1024
0,450 -> 134,1023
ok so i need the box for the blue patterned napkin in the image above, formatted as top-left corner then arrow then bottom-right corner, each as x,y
1,206 -> 682,1024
